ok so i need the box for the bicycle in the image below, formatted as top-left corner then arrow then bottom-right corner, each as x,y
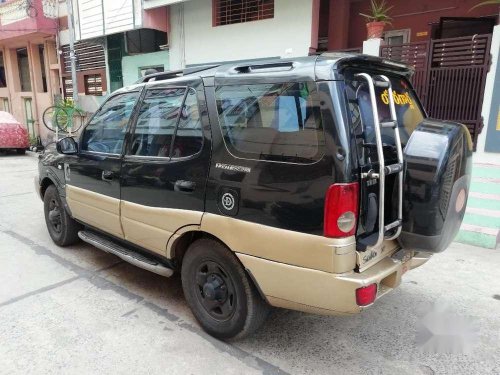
43,100 -> 86,134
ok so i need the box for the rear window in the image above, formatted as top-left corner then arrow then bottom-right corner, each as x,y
215,82 -> 324,164
345,74 -> 425,159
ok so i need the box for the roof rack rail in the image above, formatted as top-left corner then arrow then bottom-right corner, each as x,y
136,64 -> 220,84
233,61 -> 294,74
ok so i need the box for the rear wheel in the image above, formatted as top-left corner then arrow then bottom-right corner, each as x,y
43,185 -> 81,246
181,238 -> 269,340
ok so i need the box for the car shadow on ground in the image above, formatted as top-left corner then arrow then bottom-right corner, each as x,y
65,240 -> 436,373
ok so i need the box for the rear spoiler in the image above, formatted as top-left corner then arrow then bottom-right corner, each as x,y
316,53 -> 414,80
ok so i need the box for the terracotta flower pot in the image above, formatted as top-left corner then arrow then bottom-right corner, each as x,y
366,21 -> 386,39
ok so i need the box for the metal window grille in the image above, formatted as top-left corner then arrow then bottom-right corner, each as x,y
84,74 -> 103,96
214,0 -> 274,26
62,77 -> 73,98
62,42 -> 106,73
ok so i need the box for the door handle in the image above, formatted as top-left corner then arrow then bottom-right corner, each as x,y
102,170 -> 114,181
174,180 -> 195,193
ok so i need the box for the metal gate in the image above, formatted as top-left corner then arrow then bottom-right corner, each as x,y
381,34 -> 492,148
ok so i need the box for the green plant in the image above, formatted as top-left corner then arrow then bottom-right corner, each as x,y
470,0 -> 500,11
29,135 -> 38,147
360,0 -> 394,24
55,98 -> 81,111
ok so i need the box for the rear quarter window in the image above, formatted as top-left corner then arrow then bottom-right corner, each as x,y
346,75 -> 424,146
215,82 -> 325,164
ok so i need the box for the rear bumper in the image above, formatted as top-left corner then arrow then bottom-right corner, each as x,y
237,250 -> 432,315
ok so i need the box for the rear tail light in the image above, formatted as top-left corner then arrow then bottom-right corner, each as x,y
324,182 -> 359,238
356,284 -> 377,306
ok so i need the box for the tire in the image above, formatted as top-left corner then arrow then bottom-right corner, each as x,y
43,185 -> 82,246
181,238 -> 270,340
16,148 -> 26,155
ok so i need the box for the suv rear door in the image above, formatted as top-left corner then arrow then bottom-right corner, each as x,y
120,78 -> 211,255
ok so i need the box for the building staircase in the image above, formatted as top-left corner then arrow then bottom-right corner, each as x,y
455,164 -> 500,249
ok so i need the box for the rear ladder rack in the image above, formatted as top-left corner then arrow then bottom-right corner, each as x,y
355,73 -> 404,249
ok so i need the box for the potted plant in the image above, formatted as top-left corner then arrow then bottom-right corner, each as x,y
360,0 -> 394,39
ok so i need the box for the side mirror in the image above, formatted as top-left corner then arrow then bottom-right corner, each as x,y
56,137 -> 78,155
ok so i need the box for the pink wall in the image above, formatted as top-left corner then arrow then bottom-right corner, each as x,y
0,0 -> 57,41
143,6 -> 170,33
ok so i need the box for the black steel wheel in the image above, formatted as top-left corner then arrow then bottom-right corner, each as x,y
195,260 -> 237,321
43,185 -> 81,246
47,195 -> 62,234
181,238 -> 269,340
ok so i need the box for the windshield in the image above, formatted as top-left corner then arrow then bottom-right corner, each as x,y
345,73 -> 425,164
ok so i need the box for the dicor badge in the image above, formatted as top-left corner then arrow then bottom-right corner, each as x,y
221,192 -> 235,211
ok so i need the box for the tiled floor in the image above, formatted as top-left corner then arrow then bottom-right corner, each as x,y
455,164 -> 500,249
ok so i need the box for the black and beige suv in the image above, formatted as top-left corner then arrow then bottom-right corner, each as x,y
37,54 -> 472,339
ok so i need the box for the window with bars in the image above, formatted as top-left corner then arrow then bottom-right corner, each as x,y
63,77 -> 73,99
84,74 -> 103,96
213,0 -> 274,26
0,52 -> 6,88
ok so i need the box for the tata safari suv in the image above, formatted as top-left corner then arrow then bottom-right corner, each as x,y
36,54 -> 472,339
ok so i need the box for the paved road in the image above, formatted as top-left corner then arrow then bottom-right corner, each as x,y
1,153 -> 499,375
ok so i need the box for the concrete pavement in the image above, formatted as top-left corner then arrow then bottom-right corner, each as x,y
0,152 -> 499,375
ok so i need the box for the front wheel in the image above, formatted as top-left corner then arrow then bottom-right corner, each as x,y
43,185 -> 81,246
181,238 -> 269,340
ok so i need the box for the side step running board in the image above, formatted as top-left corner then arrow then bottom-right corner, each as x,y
78,230 -> 174,277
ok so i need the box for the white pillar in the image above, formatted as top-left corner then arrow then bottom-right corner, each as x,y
475,25 -> 500,164
362,38 -> 383,56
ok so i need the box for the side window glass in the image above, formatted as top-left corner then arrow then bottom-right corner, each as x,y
129,87 -> 185,157
172,89 -> 203,158
81,92 -> 139,154
215,82 -> 324,164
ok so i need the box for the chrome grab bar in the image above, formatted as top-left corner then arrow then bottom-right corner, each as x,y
355,73 -> 386,250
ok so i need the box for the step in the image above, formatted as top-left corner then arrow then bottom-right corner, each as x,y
373,80 -> 390,88
455,163 -> 500,249
78,230 -> 174,277
455,224 -> 499,249
469,181 -> 500,195
380,120 -> 397,128
384,219 -> 402,232
465,207 -> 500,218
462,212 -> 500,229
467,195 -> 500,210
384,163 -> 403,175
472,165 -> 500,179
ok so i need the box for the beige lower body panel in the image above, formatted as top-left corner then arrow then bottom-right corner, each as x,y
237,252 -> 408,315
121,201 -> 203,255
200,213 -> 356,273
66,185 -> 124,239
409,252 -> 432,270
356,239 -> 401,272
